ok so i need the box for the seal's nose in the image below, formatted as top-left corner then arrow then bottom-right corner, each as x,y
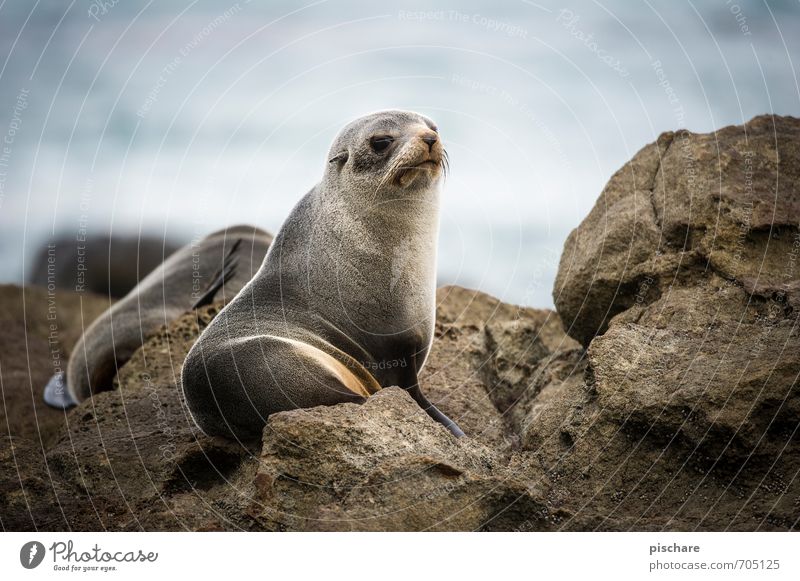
420,133 -> 438,151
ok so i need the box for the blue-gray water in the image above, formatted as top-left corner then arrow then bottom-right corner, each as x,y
1,0 -> 798,307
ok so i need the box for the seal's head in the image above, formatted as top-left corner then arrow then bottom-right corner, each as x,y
325,110 -> 446,194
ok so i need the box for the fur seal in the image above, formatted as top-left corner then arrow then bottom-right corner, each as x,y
181,110 -> 464,440
44,225 -> 272,408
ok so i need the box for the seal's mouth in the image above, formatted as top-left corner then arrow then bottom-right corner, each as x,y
393,158 -> 442,187
394,147 -> 450,185
412,160 -> 439,170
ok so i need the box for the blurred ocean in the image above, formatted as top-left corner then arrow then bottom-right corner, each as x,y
0,0 -> 798,307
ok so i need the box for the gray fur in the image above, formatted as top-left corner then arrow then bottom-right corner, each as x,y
181,110 -> 463,440
65,225 -> 272,403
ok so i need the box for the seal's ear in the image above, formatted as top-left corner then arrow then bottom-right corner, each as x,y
328,151 -> 349,166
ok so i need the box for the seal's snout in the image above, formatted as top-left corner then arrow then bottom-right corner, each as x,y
415,129 -> 444,174
420,132 -> 438,151
393,134 -> 444,188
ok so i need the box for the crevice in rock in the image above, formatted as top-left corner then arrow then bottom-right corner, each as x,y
586,274 -> 665,344
478,324 -> 543,439
583,362 -> 597,398
618,409 -> 783,478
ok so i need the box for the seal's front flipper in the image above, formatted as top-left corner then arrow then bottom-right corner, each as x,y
43,372 -> 78,410
192,238 -> 242,309
400,357 -> 465,437
409,388 -> 465,437
414,392 -> 466,438
431,405 -> 465,438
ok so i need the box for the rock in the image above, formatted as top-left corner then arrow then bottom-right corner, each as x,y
540,115 -> 800,530
0,436 -> 82,530
0,285 -> 110,445
423,286 -> 580,451
28,233 -> 183,298
590,276 -> 800,457
251,388 -> 553,531
554,115 -> 800,346
0,284 -> 110,530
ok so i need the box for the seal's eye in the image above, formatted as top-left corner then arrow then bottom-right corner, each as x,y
370,136 -> 393,153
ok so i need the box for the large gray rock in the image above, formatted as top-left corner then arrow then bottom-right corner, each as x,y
554,115 -> 800,346
250,387 -> 553,531
539,115 -> 800,530
28,234 -> 183,298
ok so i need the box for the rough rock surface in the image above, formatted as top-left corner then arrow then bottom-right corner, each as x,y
0,285 -> 110,446
251,388 -> 552,531
545,115 -> 800,530
2,115 -> 799,531
554,115 -> 800,346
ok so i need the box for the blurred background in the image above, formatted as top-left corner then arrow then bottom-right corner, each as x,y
0,0 -> 798,307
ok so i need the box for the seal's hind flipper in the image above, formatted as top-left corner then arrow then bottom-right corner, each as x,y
43,372 -> 78,410
192,238 -> 243,309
